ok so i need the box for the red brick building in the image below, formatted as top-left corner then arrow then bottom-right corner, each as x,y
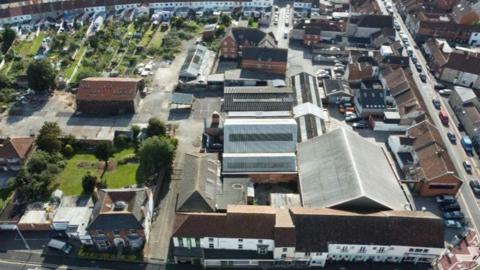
76,77 -> 144,116
220,27 -> 277,59
0,137 -> 35,171
241,47 -> 288,75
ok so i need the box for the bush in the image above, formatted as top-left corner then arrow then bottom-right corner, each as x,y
62,144 -> 74,157
82,172 -> 97,194
114,134 -> 130,149
117,154 -> 137,165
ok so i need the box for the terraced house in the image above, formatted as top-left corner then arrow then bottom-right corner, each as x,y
172,205 -> 445,268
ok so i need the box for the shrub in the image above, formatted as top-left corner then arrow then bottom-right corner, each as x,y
82,172 -> 97,194
62,144 -> 74,157
114,134 -> 130,149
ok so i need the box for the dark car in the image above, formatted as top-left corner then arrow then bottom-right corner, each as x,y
432,98 -> 441,110
470,179 -> 480,197
443,211 -> 465,220
440,202 -> 461,212
434,83 -> 446,90
447,132 -> 456,144
415,63 -> 422,72
436,195 -> 456,205
420,74 -> 427,82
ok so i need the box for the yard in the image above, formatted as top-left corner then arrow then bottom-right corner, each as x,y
55,147 -> 140,195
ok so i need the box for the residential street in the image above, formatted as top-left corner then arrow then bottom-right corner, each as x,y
377,0 -> 480,234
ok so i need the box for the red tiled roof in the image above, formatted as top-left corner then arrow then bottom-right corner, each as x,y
0,137 -> 35,160
76,77 -> 142,102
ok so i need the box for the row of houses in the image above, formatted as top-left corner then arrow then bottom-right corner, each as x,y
0,0 -> 274,25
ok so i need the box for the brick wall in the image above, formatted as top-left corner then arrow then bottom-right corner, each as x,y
241,59 -> 287,75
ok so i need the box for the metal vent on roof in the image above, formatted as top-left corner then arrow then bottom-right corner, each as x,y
114,201 -> 127,211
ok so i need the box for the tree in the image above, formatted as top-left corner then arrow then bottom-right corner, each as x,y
138,136 -> 176,177
62,144 -> 74,157
36,122 -> 62,154
131,125 -> 141,142
27,60 -> 55,92
114,134 -> 129,149
82,172 -> 97,194
215,25 -> 226,37
1,28 -> 16,54
0,73 -> 13,89
220,14 -> 232,27
146,117 -> 166,137
94,141 -> 114,173
27,151 -> 50,174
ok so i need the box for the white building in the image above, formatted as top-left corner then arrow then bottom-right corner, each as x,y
172,205 -> 445,267
223,118 -> 297,174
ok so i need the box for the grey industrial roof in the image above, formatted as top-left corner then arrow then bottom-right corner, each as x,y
297,128 -> 409,211
171,93 -> 194,105
323,79 -> 352,96
224,69 -> 285,82
215,177 -> 252,210
179,44 -> 209,79
177,153 -> 221,212
223,86 -> 294,112
454,86 -> 477,104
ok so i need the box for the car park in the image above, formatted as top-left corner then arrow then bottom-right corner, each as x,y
444,220 -> 463,229
443,211 -> 464,220
436,195 -> 456,205
463,160 -> 473,174
470,179 -> 480,197
447,132 -> 456,144
432,98 -> 441,110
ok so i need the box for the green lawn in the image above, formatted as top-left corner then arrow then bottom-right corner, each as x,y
56,148 -> 139,195
148,29 -> 164,49
64,46 -> 86,79
15,32 -> 46,57
140,25 -> 155,47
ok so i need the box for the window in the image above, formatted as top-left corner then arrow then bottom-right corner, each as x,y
341,246 -> 348,252
258,246 -> 268,255
195,238 -> 201,248
238,244 -> 243,249
423,249 -> 429,253
378,247 -> 385,253
409,248 -> 414,252
359,247 -> 366,253
178,238 -> 184,247
238,239 -> 243,242
113,229 -> 120,236
258,240 -> 263,243
209,243 -> 214,248
281,254 -> 286,259
282,248 -> 287,252
209,238 -> 214,242
415,249 -> 422,252
305,252 -> 311,256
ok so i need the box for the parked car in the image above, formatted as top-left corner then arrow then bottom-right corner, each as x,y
415,63 -> 422,72
47,239 -> 73,254
463,160 -> 473,174
434,83 -> 446,90
345,115 -> 361,122
438,89 -> 453,96
317,74 -> 331,80
470,179 -> 480,197
432,98 -> 441,110
444,219 -> 463,229
440,202 -> 460,211
443,211 -> 464,220
447,132 -> 456,144
436,195 -> 456,205
419,74 -> 427,82
352,121 -> 368,129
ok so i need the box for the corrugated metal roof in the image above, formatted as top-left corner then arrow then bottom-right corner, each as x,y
297,128 -> 409,211
171,93 -> 194,105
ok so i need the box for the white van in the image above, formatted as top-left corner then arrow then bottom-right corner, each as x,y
48,239 -> 73,254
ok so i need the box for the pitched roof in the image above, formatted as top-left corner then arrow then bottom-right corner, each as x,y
229,27 -> 271,46
444,52 -> 480,76
350,14 -> 393,28
0,137 -> 35,160
290,207 -> 445,252
407,121 -> 458,181
87,188 -> 150,230
242,47 -> 288,63
348,62 -> 374,82
323,79 -> 352,96
176,153 -> 220,212
297,128 -> 409,211
77,77 -> 142,102
173,205 -> 277,239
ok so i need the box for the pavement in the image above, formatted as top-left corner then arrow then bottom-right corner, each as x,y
376,0 -> 480,238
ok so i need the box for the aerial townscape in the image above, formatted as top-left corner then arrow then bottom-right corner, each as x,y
2,0 -> 480,269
